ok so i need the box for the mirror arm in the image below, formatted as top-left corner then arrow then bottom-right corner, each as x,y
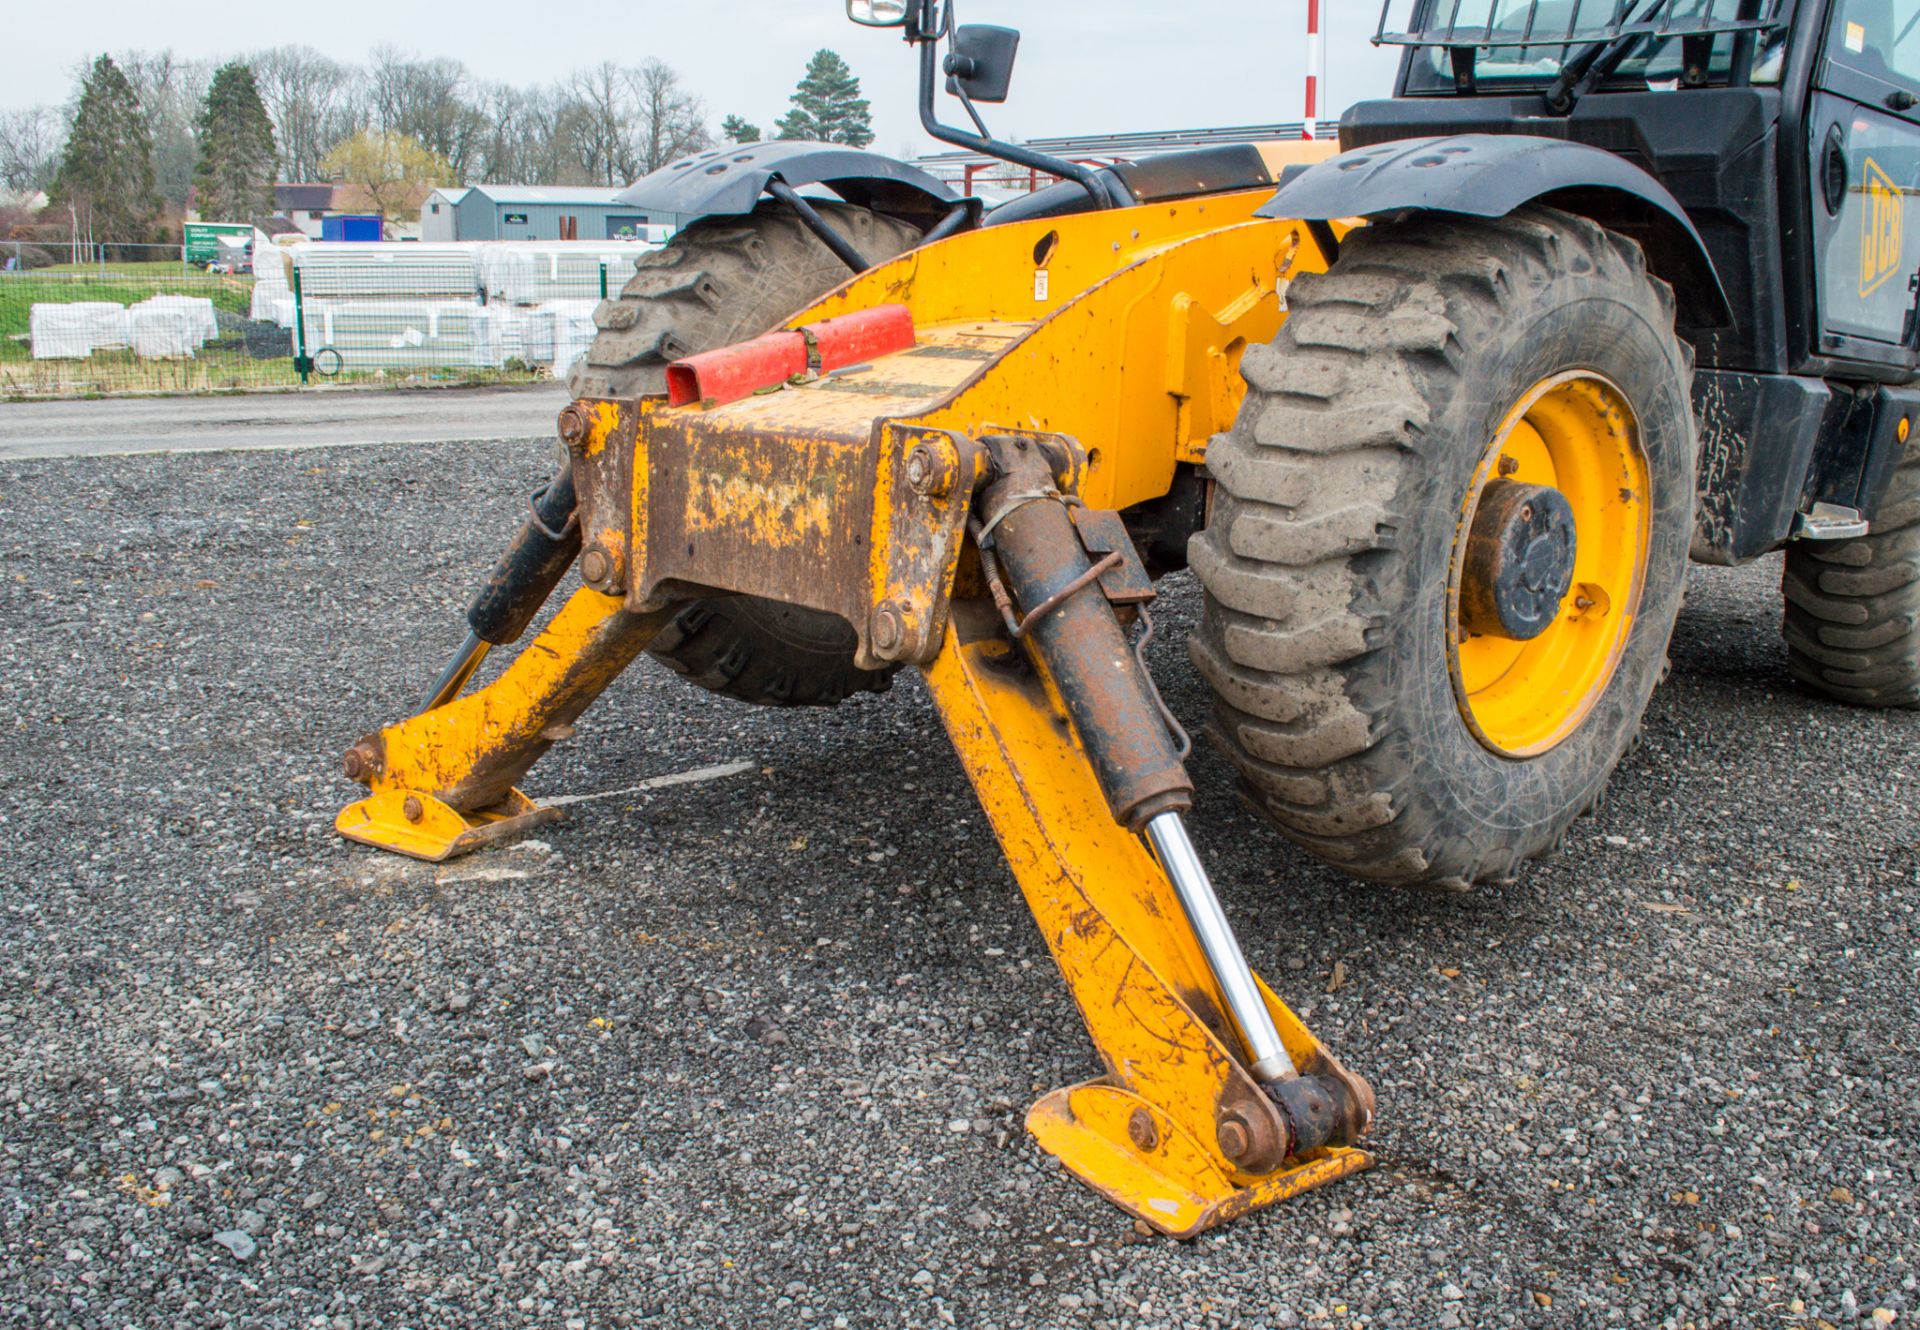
914,27 -> 1111,207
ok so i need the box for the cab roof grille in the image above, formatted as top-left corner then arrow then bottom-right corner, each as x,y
1375,0 -> 1786,50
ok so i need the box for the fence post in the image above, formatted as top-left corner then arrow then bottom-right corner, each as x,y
599,261 -> 609,301
292,262 -> 312,386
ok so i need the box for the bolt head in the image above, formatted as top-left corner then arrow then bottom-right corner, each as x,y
557,404 -> 590,448
581,546 -> 612,586
342,743 -> 380,783
1217,1118 -> 1251,1163
904,442 -> 953,498
403,795 -> 425,825
871,605 -> 905,654
1127,1108 -> 1159,1152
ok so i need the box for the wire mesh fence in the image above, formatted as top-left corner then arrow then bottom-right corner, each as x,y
1,235 -> 660,398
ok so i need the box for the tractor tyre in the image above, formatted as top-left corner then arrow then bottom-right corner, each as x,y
570,200 -> 923,708
1190,208 -> 1697,889
1782,447 -> 1920,707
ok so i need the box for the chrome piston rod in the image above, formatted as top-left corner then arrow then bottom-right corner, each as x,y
1145,811 -> 1298,1084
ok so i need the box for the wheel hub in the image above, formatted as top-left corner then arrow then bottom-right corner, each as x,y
1458,480 -> 1578,641
1447,372 -> 1651,758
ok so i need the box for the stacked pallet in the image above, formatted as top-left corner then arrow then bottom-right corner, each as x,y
289,239 -> 657,373
296,300 -> 519,371
31,295 -> 219,360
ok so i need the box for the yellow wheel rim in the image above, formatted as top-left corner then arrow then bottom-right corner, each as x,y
1447,372 -> 1651,758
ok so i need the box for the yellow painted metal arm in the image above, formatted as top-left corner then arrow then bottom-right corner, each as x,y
337,588 -> 675,861
920,613 -> 1370,1237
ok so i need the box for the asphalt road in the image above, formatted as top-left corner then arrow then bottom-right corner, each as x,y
0,437 -> 1913,1330
0,385 -> 567,459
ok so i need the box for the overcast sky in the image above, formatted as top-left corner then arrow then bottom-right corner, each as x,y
2,2 -> 1406,158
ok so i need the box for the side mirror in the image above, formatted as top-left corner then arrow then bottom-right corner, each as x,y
944,24 -> 1020,103
847,0 -> 912,25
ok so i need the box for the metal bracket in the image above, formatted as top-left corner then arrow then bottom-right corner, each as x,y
1791,502 -> 1870,541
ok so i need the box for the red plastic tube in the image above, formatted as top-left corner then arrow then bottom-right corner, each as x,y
666,304 -> 916,407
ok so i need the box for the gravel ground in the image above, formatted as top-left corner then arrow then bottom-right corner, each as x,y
0,437 -> 1915,1330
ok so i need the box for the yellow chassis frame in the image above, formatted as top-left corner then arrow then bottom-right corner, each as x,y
338,182 -> 1372,1235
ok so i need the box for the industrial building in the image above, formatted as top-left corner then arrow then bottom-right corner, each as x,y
420,185 -> 681,243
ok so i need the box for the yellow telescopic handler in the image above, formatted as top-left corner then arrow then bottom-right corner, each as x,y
337,0 -> 1920,1234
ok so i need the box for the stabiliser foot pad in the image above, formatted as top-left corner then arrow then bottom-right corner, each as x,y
335,787 -> 559,862
1028,1082 -> 1373,1239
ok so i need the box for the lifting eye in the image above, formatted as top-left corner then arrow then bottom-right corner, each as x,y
1033,230 -> 1060,267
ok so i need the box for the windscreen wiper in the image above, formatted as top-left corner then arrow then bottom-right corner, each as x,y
1545,0 -> 1672,114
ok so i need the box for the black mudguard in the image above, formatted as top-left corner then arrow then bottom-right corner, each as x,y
616,140 -> 960,229
1258,133 -> 1733,329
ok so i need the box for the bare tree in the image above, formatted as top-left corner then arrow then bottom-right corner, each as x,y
565,62 -> 632,187
0,107 -> 62,196
563,60 -> 710,187
251,46 -> 362,181
0,49 -> 720,197
632,60 -> 710,176
367,47 -> 486,180
117,50 -> 213,208
474,83 -> 585,187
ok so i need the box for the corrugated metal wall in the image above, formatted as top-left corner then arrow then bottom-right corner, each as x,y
431,199 -> 678,243
420,196 -> 459,243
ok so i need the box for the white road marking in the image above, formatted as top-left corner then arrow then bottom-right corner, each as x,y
536,759 -> 757,809
436,865 -> 531,885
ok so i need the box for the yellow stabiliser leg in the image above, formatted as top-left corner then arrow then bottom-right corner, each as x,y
923,622 -> 1372,1237
336,588 -> 675,862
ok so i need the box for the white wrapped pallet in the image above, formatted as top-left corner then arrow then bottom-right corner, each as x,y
129,305 -> 202,359
292,243 -> 480,299
29,303 -> 130,359
251,233 -> 299,326
133,295 -> 218,344
299,299 -> 513,371
252,293 -> 296,328
31,305 -> 102,359
479,242 -> 652,304
517,306 -> 554,366
87,302 -> 133,350
545,299 -> 599,373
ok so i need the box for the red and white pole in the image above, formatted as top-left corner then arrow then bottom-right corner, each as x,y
1304,0 -> 1325,140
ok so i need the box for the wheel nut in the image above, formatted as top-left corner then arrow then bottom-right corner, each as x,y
1128,1108 -> 1159,1152
403,795 -> 425,824
558,403 -> 591,450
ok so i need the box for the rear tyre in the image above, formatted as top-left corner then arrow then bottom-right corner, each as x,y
572,200 -> 922,708
1782,448 -> 1920,707
1190,208 -> 1697,888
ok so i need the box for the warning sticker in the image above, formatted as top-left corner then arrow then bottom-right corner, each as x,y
1846,21 -> 1867,53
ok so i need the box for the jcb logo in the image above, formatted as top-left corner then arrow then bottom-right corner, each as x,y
1861,156 -> 1904,297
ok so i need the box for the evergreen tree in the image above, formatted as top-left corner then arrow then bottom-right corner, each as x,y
774,50 -> 873,147
193,61 -> 278,222
49,55 -> 160,252
721,114 -> 761,144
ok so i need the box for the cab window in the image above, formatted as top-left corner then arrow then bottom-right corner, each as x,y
1828,0 -> 1920,89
